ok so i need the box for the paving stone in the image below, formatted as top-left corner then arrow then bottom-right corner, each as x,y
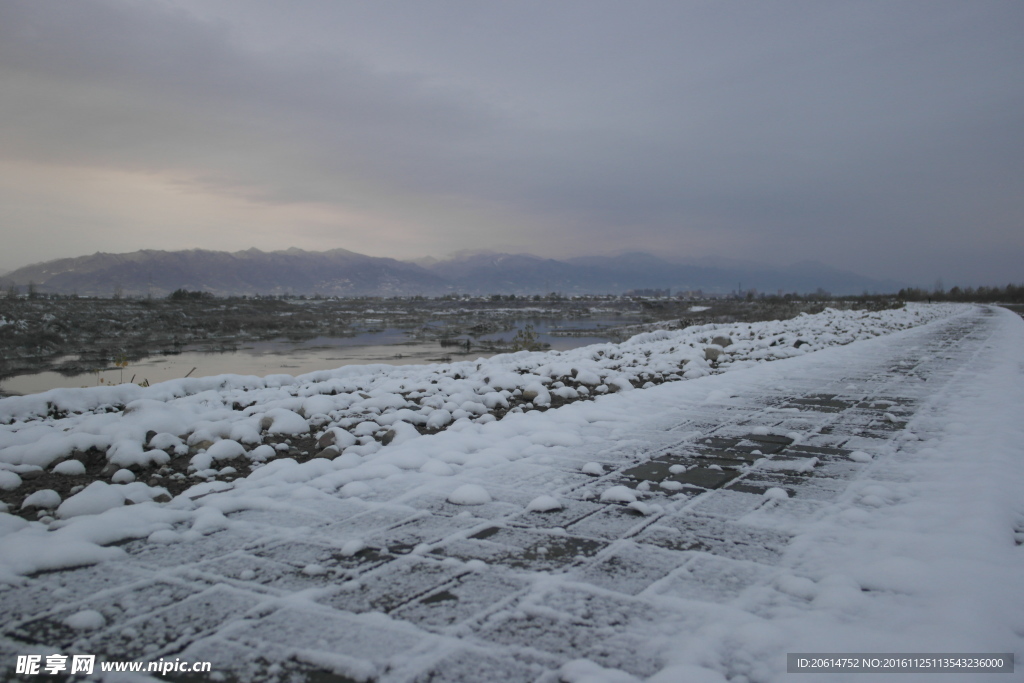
687,489 -> 768,519
738,498 -> 827,529
82,584 -> 263,660
572,542 -> 689,595
233,498 -> 371,523
226,606 -> 425,667
323,556 -> 464,614
174,636 -> 356,683
734,474 -> 846,502
392,569 -> 528,631
364,514 -> 480,554
743,432 -> 797,447
319,507 -> 421,538
463,462 -> 590,494
694,436 -> 742,450
813,460 -> 864,479
459,526 -> 608,570
250,540 -> 342,571
227,507 -> 353,531
537,583 -> 675,628
506,585 -> 673,676
635,514 -> 791,565
406,647 -> 556,683
474,610 -> 661,678
766,416 -> 820,432
781,395 -> 856,413
401,493 -> 523,521
0,563 -> 148,628
185,550 -> 296,582
784,443 -> 854,459
505,497 -> 606,530
186,552 -> 346,593
7,578 -> 200,650
564,506 -> 658,541
652,553 -> 774,603
683,447 -> 761,464
671,466 -> 741,490
123,528 -> 265,569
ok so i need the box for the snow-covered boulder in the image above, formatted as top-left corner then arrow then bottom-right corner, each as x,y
57,481 -> 125,518
447,484 -> 492,505
21,489 -> 61,510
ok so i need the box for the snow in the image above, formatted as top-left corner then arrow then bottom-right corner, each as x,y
527,494 -> 564,512
52,459 -> 86,475
260,408 -> 310,435
20,488 -> 61,510
340,539 -> 366,556
111,468 -> 136,483
754,456 -> 818,473
57,481 -> 126,518
600,485 -> 638,503
447,484 -> 492,505
0,303 -> 1021,681
63,608 -> 106,630
205,438 -> 247,461
0,470 -> 21,490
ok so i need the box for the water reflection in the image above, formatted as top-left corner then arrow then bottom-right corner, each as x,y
0,320 -> 622,396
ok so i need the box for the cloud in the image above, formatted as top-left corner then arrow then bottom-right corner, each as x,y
0,0 -> 1021,284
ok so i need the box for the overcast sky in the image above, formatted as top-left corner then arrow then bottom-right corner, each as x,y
1,0 -> 1021,286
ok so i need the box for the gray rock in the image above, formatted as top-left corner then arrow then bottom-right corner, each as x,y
316,431 -> 336,449
521,389 -> 539,402
314,446 -> 341,459
381,430 -> 397,446
712,335 -> 733,348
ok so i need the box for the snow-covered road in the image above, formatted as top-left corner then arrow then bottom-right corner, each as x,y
1,304 -> 1022,682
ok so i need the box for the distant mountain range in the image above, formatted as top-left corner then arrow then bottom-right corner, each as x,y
0,248 -> 904,297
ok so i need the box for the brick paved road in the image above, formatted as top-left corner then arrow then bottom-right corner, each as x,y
0,307 -> 1002,682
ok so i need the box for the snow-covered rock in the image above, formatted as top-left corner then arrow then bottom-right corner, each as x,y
21,489 -> 61,510
447,484 -> 492,505
600,485 -> 638,503
0,470 -> 22,490
526,495 -> 563,512
111,468 -> 135,483
57,481 -> 125,518
64,609 -> 106,630
52,459 -> 86,476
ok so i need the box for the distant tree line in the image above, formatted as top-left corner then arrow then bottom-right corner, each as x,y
167,288 -> 215,301
896,283 -> 1024,303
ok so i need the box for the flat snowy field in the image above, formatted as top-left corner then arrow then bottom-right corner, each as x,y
1,303 -> 1022,682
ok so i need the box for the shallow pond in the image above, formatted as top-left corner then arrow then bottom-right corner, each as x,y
0,319 -> 622,396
